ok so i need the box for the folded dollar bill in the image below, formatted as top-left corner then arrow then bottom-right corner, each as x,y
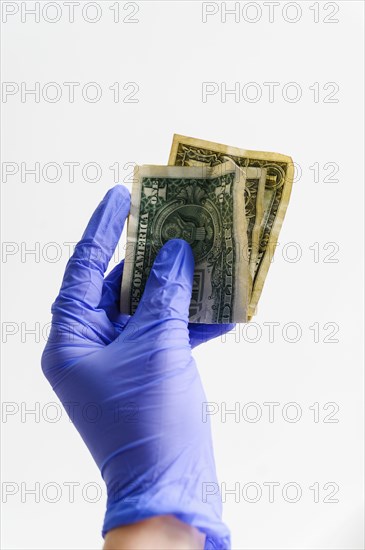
120,162 -> 263,323
120,135 -> 294,323
168,135 -> 294,319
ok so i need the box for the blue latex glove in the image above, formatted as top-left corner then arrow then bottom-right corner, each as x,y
42,185 -> 232,549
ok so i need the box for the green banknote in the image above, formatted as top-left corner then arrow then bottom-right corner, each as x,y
120,162 -> 262,323
168,135 -> 294,319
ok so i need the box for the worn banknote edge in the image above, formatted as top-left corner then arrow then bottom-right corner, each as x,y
220,156 -> 267,282
168,134 -> 293,168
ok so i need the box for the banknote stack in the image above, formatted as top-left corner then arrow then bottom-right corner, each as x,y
120,135 -> 294,324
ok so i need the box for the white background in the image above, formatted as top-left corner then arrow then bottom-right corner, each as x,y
1,1 -> 364,549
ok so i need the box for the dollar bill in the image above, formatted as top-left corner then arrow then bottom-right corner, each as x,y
120,162 -> 263,323
168,135 -> 294,318
176,154 -> 267,282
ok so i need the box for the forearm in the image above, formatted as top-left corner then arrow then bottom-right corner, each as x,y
103,515 -> 205,550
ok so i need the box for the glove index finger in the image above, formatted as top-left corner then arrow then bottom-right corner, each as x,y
55,185 -> 130,311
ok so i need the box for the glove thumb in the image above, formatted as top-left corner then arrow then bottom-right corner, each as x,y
133,239 -> 194,326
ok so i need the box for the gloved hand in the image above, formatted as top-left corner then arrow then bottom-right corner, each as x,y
41,185 -> 232,549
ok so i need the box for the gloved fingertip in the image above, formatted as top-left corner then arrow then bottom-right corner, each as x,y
153,238 -> 195,280
104,185 -> 130,209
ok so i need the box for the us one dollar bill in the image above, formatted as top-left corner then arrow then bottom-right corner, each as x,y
120,162 -> 263,323
168,135 -> 294,319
